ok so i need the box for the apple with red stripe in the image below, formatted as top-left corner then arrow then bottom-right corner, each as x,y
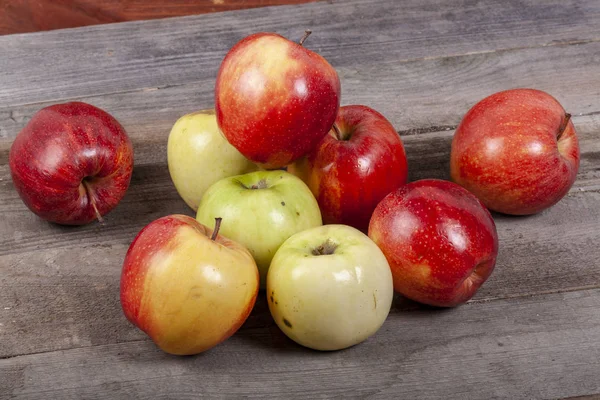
289,105 -> 408,232
120,215 -> 259,355
9,102 -> 133,225
368,179 -> 498,307
450,88 -> 580,215
215,31 -> 341,169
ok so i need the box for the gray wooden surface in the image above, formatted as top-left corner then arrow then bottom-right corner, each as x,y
1,0 -> 599,398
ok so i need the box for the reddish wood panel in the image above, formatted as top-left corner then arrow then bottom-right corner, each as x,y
0,0 -> 319,35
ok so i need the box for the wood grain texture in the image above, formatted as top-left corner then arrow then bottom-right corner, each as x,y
0,0 -> 599,107
0,0 -> 319,35
2,0 -> 600,397
1,36 -> 600,358
2,289 -> 600,399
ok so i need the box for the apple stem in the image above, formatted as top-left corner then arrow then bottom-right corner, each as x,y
557,113 -> 572,140
211,217 -> 223,241
331,123 -> 342,140
82,180 -> 104,224
299,30 -> 312,46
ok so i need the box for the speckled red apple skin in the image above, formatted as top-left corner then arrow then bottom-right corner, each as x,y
450,88 -> 580,215
9,102 -> 133,225
289,105 -> 408,232
215,32 -> 341,169
368,179 -> 498,307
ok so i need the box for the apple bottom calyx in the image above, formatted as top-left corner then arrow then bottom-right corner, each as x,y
311,239 -> 338,256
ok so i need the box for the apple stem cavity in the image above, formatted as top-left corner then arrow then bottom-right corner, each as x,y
312,239 -> 338,256
82,179 -> 104,224
299,30 -> 312,46
211,217 -> 223,241
331,123 -> 342,140
557,113 -> 572,141
250,179 -> 269,190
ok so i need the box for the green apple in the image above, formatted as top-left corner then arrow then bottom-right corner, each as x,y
196,170 -> 322,288
267,224 -> 394,351
167,109 -> 257,211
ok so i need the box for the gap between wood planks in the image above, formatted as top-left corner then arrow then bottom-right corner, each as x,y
1,35 -> 599,110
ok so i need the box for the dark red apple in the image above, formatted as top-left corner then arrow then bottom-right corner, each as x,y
215,31 -> 341,169
289,105 -> 408,232
368,179 -> 498,307
450,88 -> 580,215
9,102 -> 133,225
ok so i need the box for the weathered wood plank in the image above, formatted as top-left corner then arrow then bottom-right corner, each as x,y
2,289 -> 600,399
2,37 -> 600,357
3,38 -> 600,143
1,113 -> 598,358
0,0 -> 599,107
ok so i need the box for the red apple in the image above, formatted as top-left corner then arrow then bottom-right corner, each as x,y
120,215 -> 259,355
215,31 -> 341,169
368,179 -> 498,307
450,88 -> 580,215
289,105 -> 408,232
9,102 -> 133,225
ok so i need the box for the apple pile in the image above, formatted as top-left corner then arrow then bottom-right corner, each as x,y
8,31 -> 580,355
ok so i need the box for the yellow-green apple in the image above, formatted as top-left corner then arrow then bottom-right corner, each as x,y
368,179 -> 498,307
450,88 -> 580,215
196,170 -> 322,288
215,31 -> 341,169
120,215 -> 259,355
167,109 -> 257,211
267,224 -> 393,351
9,102 -> 133,225
289,105 -> 408,232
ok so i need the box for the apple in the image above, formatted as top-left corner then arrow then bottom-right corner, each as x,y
450,88 -> 580,215
9,102 -> 133,225
167,109 -> 257,211
267,224 -> 393,351
120,214 -> 259,355
196,170 -> 322,288
289,105 -> 408,232
368,179 -> 498,307
215,31 -> 341,169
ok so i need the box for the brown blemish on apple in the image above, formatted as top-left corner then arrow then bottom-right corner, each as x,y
281,201 -> 286,206
373,292 -> 377,310
283,318 -> 293,328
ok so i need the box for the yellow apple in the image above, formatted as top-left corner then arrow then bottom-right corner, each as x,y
167,109 -> 257,211
120,215 -> 259,355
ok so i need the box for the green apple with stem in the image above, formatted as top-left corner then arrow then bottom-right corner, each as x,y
267,224 -> 394,351
196,170 -> 322,288
167,109 -> 258,211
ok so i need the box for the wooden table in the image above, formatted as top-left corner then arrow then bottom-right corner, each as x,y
1,1 -> 599,398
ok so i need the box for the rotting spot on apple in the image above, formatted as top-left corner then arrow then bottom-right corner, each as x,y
281,201 -> 286,206
283,318 -> 293,328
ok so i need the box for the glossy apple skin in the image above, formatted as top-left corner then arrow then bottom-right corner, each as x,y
9,102 -> 133,225
267,224 -> 393,351
289,105 -> 408,232
120,215 -> 259,355
167,109 -> 258,211
368,179 -> 498,307
215,32 -> 341,169
196,170 -> 322,288
450,88 -> 580,215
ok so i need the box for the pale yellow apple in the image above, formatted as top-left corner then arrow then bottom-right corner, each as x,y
267,224 -> 394,351
167,110 -> 257,211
